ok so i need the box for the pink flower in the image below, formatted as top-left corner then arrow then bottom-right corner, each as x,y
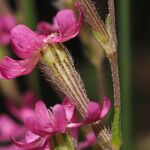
12,97 -> 110,150
12,101 -> 68,149
67,96 -> 111,128
37,8 -> 83,43
0,8 -> 82,80
0,24 -> 43,79
0,15 -> 16,45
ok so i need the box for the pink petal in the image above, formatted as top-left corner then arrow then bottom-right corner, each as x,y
12,136 -> 46,150
100,96 -> 111,118
0,15 -> 16,45
0,56 -> 39,79
52,104 -> 67,133
35,101 -> 51,128
84,102 -> 101,124
62,97 -> 75,121
25,116 -> 43,135
3,15 -> 16,31
0,115 -> 25,142
37,21 -> 58,36
47,7 -> 83,43
0,32 -> 11,45
77,132 -> 96,149
20,108 -> 36,122
25,131 -> 40,143
11,24 -> 43,59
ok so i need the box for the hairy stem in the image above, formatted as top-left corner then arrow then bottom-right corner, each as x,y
108,52 -> 122,149
108,52 -> 120,108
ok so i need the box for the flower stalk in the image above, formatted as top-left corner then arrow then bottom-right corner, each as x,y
74,0 -> 122,149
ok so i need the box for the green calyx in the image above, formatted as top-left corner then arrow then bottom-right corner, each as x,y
41,44 -> 68,67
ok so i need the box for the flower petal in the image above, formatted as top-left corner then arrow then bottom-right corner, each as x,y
12,136 -> 46,150
100,96 -> 111,118
62,97 -> 75,121
0,32 -> 11,45
47,7 -> 83,43
0,115 -> 25,142
11,24 -> 43,59
35,101 -> 51,128
3,15 -> 16,31
0,56 -> 39,79
77,132 -> 96,149
37,21 -> 58,36
25,116 -> 44,136
52,104 -> 67,133
84,102 -> 101,124
25,131 -> 40,143
0,15 -> 16,45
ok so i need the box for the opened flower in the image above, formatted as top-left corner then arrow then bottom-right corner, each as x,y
0,15 -> 16,45
12,100 -> 69,149
0,8 -> 82,79
37,8 -> 82,43
12,97 -> 110,149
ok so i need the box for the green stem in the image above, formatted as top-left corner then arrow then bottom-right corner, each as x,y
117,0 -> 132,149
108,52 -> 122,149
17,0 -> 41,97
